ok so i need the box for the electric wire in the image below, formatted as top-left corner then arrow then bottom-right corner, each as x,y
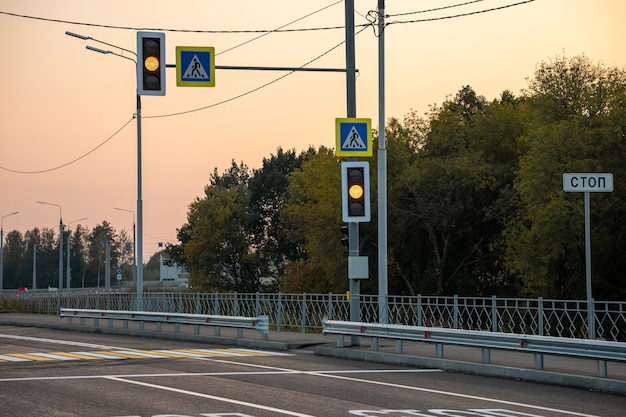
146,25 -> 370,119
0,117 -> 135,174
0,0 -> 535,34
218,0 -> 342,56
0,0 -> 536,174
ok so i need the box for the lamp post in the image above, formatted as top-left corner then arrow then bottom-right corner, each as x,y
37,201 -> 63,293
67,31 -> 144,309
114,207 -> 136,286
1,211 -> 19,292
66,217 -> 87,291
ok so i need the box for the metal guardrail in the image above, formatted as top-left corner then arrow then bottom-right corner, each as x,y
322,319 -> 626,378
60,308 -> 269,340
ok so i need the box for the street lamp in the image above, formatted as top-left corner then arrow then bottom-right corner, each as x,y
1,211 -> 19,292
37,201 -> 63,293
66,217 -> 87,291
114,207 -> 136,286
67,31 -> 144,309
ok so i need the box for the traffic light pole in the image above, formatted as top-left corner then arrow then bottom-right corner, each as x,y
345,0 -> 361,346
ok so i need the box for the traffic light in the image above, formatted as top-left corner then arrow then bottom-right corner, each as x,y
340,225 -> 349,249
341,161 -> 371,222
137,32 -> 165,96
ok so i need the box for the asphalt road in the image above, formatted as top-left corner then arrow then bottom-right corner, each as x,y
0,325 -> 624,417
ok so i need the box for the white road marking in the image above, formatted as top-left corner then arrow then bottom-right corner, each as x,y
0,333 -> 119,349
105,376 -> 316,417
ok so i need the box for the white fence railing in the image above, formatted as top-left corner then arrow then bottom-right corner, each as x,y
3,292 -> 626,342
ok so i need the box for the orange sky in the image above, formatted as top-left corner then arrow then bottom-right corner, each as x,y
1,0 -> 625,260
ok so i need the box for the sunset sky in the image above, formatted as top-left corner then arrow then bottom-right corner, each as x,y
1,0 -> 625,260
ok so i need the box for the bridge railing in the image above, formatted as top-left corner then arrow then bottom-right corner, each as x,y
2,291 -> 625,342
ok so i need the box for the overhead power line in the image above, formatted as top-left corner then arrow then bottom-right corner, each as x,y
0,1 -> 536,34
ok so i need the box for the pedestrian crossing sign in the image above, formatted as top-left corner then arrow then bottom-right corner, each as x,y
176,46 -> 215,87
335,118 -> 372,157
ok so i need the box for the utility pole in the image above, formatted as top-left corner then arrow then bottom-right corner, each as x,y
377,0 -> 389,324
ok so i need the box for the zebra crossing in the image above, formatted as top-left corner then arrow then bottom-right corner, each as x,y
0,348 -> 292,364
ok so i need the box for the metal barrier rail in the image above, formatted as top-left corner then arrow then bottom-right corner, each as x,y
322,319 -> 626,378
60,308 -> 269,340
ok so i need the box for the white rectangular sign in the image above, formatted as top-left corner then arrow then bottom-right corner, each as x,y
563,173 -> 613,192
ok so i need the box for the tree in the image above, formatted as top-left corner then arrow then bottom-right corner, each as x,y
3,230 -> 25,288
248,148 -> 312,285
506,55 -> 626,298
391,87 -> 527,295
281,147 -> 346,292
170,161 -> 261,292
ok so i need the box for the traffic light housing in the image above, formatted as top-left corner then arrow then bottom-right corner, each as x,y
341,161 -> 371,222
137,32 -> 165,96
340,225 -> 349,249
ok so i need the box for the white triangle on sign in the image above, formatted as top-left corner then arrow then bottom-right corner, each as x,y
342,126 -> 366,149
183,55 -> 209,79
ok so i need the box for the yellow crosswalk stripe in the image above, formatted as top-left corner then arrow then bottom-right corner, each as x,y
92,351 -> 150,359
49,351 -> 103,360
7,353 -> 56,361
174,349 -> 232,357
0,348 -> 287,364
133,349 -> 190,358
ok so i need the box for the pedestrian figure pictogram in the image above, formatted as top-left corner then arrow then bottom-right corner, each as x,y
183,55 -> 209,79
343,126 -> 366,148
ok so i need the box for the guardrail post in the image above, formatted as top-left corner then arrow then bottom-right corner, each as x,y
436,343 -> 444,358
80,317 -> 85,326
237,328 -> 243,338
194,325 -> 200,335
371,337 -> 379,351
139,320 -> 144,330
108,319 -> 113,328
534,353 -> 544,370
482,347 -> 491,364
258,315 -> 269,341
123,320 -> 128,329
597,360 -> 608,378
337,334 -> 345,348
94,318 -> 99,327
395,340 -> 403,354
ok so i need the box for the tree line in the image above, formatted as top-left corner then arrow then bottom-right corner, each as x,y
2,221 -> 161,290
164,55 -> 626,300
4,55 -> 625,300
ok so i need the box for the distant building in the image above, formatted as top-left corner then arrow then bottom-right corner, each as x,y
159,254 -> 189,283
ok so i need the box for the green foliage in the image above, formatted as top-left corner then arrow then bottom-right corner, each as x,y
281,147 -> 346,292
506,55 -> 626,298
7,55 -> 625,301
